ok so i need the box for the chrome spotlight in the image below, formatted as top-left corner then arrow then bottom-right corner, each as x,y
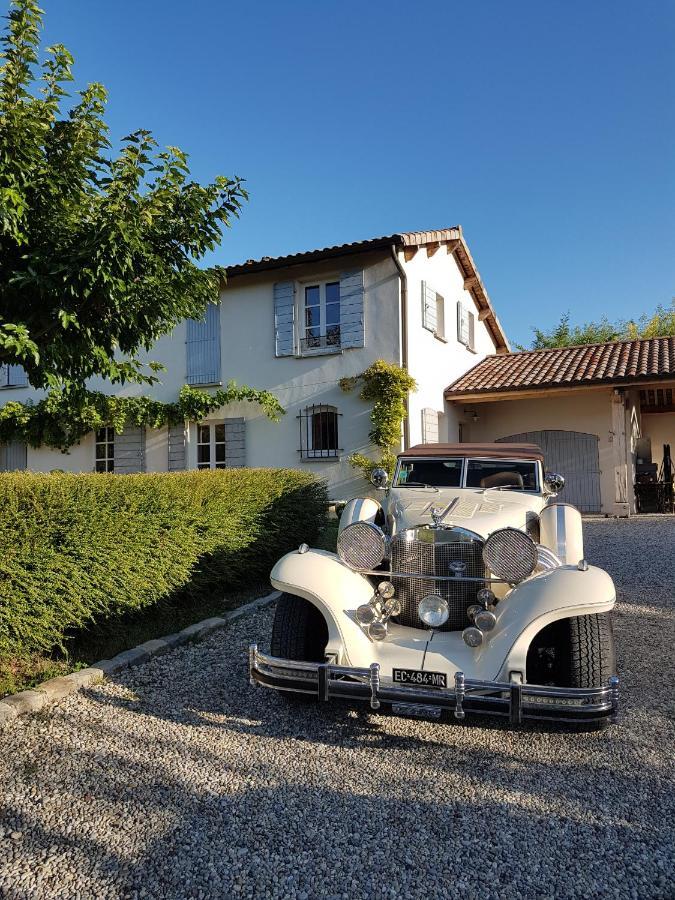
474,609 -> 497,632
377,580 -> 395,599
466,604 -> 481,622
477,587 -> 495,606
369,621 -> 388,641
418,595 -> 450,629
462,626 -> 483,648
355,604 -> 377,626
384,598 -> 402,618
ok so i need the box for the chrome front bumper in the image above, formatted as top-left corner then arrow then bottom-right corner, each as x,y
249,644 -> 620,726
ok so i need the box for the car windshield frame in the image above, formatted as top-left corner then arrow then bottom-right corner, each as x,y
393,456 -> 541,493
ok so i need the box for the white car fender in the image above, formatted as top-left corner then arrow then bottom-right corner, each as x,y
270,549 -> 376,663
493,564 -> 616,681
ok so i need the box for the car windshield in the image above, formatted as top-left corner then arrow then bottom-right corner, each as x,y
394,457 -> 539,490
466,459 -> 538,491
395,459 -> 463,487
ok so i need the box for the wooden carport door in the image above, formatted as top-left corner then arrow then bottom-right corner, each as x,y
497,430 -> 602,513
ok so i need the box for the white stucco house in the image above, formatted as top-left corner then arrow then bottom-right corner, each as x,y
0,227 -> 509,499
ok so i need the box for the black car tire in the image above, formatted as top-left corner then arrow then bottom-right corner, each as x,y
270,593 -> 329,703
527,612 -> 616,688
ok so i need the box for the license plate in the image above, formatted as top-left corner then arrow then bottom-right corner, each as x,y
392,668 -> 447,689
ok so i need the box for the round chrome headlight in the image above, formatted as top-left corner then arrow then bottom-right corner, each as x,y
337,522 -> 386,571
482,527 -> 537,582
418,595 -> 450,629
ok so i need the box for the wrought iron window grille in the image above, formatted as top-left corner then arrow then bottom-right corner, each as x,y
298,405 -> 342,459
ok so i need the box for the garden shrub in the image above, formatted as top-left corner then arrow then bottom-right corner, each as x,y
0,470 -> 327,661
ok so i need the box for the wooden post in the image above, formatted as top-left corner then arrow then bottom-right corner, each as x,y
611,390 -> 629,515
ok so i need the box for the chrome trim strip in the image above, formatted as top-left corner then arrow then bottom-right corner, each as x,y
556,503 -> 566,561
249,646 -> 619,725
359,569 -> 509,583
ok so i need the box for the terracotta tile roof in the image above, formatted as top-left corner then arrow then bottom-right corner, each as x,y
445,337 -> 675,398
224,228 -> 463,276
223,226 -> 509,351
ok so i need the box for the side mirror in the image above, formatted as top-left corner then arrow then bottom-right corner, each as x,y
370,467 -> 389,489
544,472 -> 565,496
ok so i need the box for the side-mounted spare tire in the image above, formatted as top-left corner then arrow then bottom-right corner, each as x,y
270,593 -> 329,702
526,612 -> 616,688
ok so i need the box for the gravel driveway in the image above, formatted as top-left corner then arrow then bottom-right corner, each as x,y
1,518 -> 674,900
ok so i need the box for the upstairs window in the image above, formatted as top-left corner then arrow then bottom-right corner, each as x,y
421,282 -> 445,339
298,404 -> 341,459
95,427 -> 115,473
457,302 -> 476,351
301,281 -> 341,353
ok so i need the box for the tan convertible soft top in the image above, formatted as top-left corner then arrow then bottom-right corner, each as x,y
397,442 -> 544,461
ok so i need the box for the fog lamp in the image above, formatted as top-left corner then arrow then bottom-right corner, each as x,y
477,588 -> 495,606
369,621 -> 388,641
356,604 -> 377,626
377,580 -> 395,599
467,604 -> 481,622
462,626 -> 483,648
418,595 -> 450,629
474,609 -> 497,632
384,598 -> 402,618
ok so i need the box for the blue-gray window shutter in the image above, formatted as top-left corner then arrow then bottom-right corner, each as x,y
274,281 -> 295,357
186,302 -> 221,384
422,281 -> 437,333
339,270 -> 364,349
168,424 -> 186,471
113,425 -> 145,474
0,364 -> 28,387
0,441 -> 27,471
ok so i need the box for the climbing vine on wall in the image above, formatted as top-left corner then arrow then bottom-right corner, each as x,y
339,359 -> 416,480
0,383 -> 285,451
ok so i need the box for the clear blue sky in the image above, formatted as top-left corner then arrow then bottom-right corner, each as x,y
39,0 -> 674,347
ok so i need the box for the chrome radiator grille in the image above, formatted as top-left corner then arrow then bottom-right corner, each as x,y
389,532 -> 486,631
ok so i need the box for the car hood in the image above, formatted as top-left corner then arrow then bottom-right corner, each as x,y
386,487 -> 545,539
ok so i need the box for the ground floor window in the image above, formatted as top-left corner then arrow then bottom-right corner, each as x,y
298,404 -> 341,459
197,423 -> 227,469
95,427 -> 115,472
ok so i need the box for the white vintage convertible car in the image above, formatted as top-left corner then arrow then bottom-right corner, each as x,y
250,443 -> 619,726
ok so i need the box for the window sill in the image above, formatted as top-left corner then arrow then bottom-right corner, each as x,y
300,455 -> 342,464
185,380 -> 223,388
0,384 -> 29,390
434,332 -> 448,343
296,346 -> 343,359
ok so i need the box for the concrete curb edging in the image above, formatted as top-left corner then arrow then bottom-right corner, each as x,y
0,590 -> 280,729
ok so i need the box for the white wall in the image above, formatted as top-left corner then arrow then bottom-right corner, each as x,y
26,433 -> 96,473
202,251 -> 403,498
403,247 -> 497,445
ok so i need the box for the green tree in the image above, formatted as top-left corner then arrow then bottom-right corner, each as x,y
0,0 -> 247,389
521,301 -> 675,350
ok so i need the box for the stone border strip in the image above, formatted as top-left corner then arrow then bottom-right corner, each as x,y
0,590 -> 280,729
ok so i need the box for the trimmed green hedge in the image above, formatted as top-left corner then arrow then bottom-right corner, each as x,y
0,470 -> 327,661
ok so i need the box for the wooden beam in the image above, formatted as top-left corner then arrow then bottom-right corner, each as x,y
445,239 -> 460,255
478,309 -> 491,322
426,242 -> 440,258
464,275 -> 479,290
403,247 -> 418,262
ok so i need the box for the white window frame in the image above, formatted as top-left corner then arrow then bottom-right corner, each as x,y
95,427 -> 115,473
197,422 -> 228,470
297,277 -> 341,356
299,404 -> 341,460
